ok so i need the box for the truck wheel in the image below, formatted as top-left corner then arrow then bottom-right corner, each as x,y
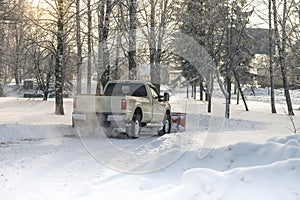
130,113 -> 141,138
158,113 -> 171,136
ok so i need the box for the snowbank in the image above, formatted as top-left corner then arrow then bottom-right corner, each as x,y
69,134 -> 300,200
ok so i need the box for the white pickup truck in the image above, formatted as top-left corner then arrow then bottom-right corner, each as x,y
72,80 -> 171,138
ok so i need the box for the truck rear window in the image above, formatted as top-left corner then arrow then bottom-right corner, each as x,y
104,83 -> 148,97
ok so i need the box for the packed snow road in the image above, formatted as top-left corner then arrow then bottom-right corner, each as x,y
0,124 -> 201,199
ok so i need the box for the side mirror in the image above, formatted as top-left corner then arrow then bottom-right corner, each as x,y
163,93 -> 169,101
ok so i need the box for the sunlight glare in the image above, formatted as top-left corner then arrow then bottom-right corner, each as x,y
31,0 -> 40,7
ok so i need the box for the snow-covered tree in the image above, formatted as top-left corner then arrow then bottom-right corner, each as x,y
181,0 -> 253,117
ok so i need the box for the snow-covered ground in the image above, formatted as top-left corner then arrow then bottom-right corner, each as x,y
1,85 -> 300,200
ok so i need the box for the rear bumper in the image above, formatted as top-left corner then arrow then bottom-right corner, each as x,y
72,113 -> 87,120
72,112 -> 130,127
107,114 -> 126,122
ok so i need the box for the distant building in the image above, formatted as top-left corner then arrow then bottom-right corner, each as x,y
247,28 -> 300,88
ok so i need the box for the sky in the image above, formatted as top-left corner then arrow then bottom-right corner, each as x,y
249,0 -> 269,29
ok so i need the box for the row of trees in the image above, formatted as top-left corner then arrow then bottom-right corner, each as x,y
0,0 -> 299,117
0,0 -> 183,115
180,0 -> 299,117
180,0 -> 254,118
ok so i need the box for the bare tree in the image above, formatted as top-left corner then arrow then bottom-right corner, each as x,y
34,52 -> 54,101
272,0 -> 294,115
7,0 -> 29,86
30,0 -> 76,114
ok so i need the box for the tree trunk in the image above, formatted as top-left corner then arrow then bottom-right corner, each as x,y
225,97 -> 230,118
87,0 -> 92,94
113,0 -> 123,80
76,0 -> 82,95
237,89 -> 240,105
96,0 -> 112,95
128,0 -> 137,80
14,23 -> 20,85
96,1 -> 105,95
150,0 -> 158,88
43,70 -> 51,101
154,0 -> 168,92
272,0 -> 294,115
55,0 -> 65,115
200,80 -> 204,101
101,0 -> 112,87
193,82 -> 196,100
186,85 -> 189,98
215,66 -> 230,118
208,93 -> 212,113
268,0 -> 276,114
114,33 -> 121,80
0,27 -> 4,97
234,72 -> 249,111
206,71 -> 214,113
226,73 -> 231,104
43,92 -> 48,101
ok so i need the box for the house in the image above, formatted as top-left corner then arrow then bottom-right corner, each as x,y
247,28 -> 300,89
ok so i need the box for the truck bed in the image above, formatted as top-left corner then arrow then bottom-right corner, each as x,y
73,95 -> 126,114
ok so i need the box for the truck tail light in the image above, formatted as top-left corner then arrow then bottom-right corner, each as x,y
121,99 -> 127,110
73,97 -> 77,109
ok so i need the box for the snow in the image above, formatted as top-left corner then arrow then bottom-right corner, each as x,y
1,85 -> 300,200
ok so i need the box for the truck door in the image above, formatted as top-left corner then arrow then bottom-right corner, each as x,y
149,86 -> 165,123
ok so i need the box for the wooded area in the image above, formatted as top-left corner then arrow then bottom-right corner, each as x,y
0,0 -> 299,117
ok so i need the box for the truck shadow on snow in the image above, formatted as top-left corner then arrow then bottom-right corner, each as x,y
73,112 -> 269,140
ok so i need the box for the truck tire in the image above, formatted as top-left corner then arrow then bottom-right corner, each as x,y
158,112 -> 171,136
128,113 -> 142,138
72,117 -> 75,127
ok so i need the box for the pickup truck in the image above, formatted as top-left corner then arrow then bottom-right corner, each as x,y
72,80 -> 171,138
